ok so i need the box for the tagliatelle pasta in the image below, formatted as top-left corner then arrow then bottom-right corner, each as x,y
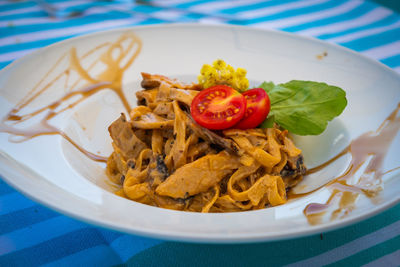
106,73 -> 306,212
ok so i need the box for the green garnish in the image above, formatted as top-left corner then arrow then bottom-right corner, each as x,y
259,80 -> 347,135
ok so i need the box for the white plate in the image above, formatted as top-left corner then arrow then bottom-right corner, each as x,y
1,24 -> 399,243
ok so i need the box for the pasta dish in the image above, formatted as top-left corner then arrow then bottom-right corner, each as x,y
106,72 -> 306,212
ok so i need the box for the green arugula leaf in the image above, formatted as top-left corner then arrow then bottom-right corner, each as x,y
259,80 -> 347,135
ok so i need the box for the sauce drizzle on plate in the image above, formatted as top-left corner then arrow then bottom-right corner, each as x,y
0,33 -> 142,162
298,103 -> 400,225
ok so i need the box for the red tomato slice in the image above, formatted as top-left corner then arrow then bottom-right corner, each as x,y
234,88 -> 270,129
191,85 -> 246,130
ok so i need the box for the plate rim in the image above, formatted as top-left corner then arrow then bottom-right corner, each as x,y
1,23 -> 400,243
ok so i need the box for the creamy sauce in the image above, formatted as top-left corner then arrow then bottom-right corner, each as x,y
0,33 -> 142,162
297,103 -> 400,225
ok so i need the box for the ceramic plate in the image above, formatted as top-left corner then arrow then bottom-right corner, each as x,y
1,24 -> 399,243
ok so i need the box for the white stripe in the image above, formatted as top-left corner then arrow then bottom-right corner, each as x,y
297,7 -> 392,37
394,66 -> 400,73
361,40 -> 400,60
0,18 -> 146,63
284,220 -> 400,267
362,250 -> 400,267
0,5 -> 40,16
192,0 -> 268,13
0,1 -> 14,6
237,0 -> 329,20
0,17 -> 60,28
0,48 -> 37,63
198,17 -> 227,25
152,9 -> 186,20
151,0 -> 195,6
328,20 -> 400,43
0,17 -> 144,47
0,1 -> 14,7
0,3 -> 134,27
0,0 -> 91,17
251,0 -> 362,29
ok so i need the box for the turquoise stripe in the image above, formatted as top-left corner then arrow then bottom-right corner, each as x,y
123,204 -> 400,266
0,11 -> 46,21
219,0 -> 300,15
381,54 -> 400,67
283,2 -> 374,32
342,27 -> 400,51
0,0 -> 36,12
318,13 -> 400,40
0,36 -> 78,54
0,228 -> 120,266
133,4 -> 163,13
0,0 -> 74,12
176,0 -> 217,9
42,245 -> 123,267
0,216 -> 86,255
0,192 -> 36,216
325,235 -> 400,266
0,61 -> 11,70
242,0 -> 346,25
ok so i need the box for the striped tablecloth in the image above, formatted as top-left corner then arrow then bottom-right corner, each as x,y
1,0 -> 399,266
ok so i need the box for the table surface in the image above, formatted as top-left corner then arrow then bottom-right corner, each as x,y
0,0 -> 399,266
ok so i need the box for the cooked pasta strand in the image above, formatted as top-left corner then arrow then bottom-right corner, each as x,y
106,73 -> 306,212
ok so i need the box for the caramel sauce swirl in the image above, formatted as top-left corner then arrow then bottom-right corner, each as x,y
0,33 -> 142,162
296,103 -> 400,225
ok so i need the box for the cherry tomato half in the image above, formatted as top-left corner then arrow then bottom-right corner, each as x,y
234,88 -> 270,129
191,85 -> 246,130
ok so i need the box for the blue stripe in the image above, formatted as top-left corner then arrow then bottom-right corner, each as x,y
176,0 -> 217,9
0,228 -> 119,266
0,11 -> 47,22
0,205 -> 59,235
0,36 -> 75,54
381,54 -> 400,68
109,235 -> 162,262
0,1 -> 36,12
41,245 -> 123,267
342,27 -> 400,51
318,13 -> 400,40
0,61 -> 10,70
0,192 -> 36,216
133,4 -> 163,13
219,0 -> 300,15
283,2 -> 373,32
0,216 -> 86,255
97,228 -> 123,244
240,0 -> 346,25
0,180 -> 14,196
